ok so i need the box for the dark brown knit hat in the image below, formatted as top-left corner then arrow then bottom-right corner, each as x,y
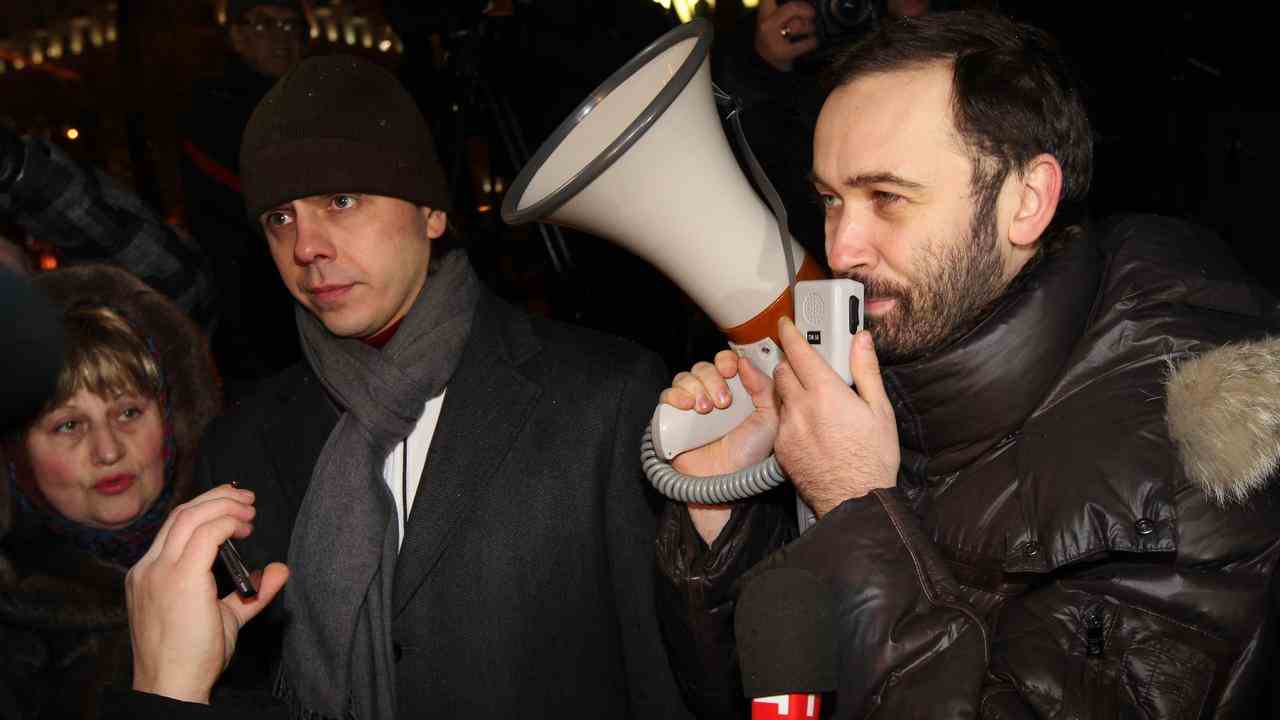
239,54 -> 451,221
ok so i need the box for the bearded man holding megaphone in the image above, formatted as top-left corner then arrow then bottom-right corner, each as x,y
507,10 -> 1280,720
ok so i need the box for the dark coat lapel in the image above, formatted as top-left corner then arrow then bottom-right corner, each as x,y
392,293 -> 541,616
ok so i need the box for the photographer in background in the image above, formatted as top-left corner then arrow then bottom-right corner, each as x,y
180,0 -> 306,402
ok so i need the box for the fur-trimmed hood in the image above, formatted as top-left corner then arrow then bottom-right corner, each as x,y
1167,337 -> 1280,505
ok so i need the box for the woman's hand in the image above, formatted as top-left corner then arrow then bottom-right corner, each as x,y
127,484 -> 289,704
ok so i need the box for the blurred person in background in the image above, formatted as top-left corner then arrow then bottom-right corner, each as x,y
0,265 -> 220,720
180,0 -> 305,401
0,222 -> 33,276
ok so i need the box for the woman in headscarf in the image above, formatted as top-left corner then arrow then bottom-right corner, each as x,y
0,264 -> 220,720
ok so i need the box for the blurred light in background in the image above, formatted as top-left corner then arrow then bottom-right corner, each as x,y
2,14 -> 118,73
69,20 -> 86,55
65,128 -> 80,141
0,0 -> 757,80
653,0 -> 716,23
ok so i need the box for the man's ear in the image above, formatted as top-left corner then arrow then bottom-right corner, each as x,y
423,208 -> 447,240
1008,153 -> 1063,249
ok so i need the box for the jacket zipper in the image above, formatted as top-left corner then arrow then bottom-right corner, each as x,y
1085,604 -> 1106,657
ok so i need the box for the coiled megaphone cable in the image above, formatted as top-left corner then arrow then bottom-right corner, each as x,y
641,85 -> 796,504
641,425 -> 788,504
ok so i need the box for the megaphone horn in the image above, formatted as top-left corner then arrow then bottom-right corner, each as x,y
501,18 -> 823,361
503,19 -> 858,506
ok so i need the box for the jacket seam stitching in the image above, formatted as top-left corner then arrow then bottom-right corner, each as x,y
874,490 -> 991,659
860,490 -> 990,716
1091,589 -> 1226,644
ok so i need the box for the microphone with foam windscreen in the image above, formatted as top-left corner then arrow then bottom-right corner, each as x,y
736,568 -> 839,719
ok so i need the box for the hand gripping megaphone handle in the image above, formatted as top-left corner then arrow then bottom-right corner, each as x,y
640,280 -> 863,506
649,374 -> 756,460
641,339 -> 789,505
642,347 -> 790,505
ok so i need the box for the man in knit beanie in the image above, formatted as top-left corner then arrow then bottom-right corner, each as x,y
113,55 -> 692,720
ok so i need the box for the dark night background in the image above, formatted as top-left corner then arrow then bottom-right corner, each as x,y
3,1 -> 1277,367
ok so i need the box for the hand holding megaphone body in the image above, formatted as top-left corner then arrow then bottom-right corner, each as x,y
502,18 -> 864,506
666,313 -> 901,542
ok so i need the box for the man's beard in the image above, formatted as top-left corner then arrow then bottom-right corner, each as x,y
847,202 -> 1009,365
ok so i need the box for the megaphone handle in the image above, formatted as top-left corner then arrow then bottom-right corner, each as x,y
650,375 -> 755,460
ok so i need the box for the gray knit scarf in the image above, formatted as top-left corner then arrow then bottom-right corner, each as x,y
280,250 -> 480,720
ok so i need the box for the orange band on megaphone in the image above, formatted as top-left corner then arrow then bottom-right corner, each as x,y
722,254 -> 827,346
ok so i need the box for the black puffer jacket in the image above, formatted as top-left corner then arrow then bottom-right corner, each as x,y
0,265 -> 221,720
657,216 -> 1280,719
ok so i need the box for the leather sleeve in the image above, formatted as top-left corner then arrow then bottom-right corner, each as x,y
655,488 -> 796,717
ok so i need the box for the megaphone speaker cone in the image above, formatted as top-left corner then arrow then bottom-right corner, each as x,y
503,18 -> 821,343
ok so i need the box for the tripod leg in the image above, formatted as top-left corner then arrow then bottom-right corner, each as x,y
477,80 -> 574,276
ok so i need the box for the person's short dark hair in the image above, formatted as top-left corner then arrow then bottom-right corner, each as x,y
822,11 -> 1093,249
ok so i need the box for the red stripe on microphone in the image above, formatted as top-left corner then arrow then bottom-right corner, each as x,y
751,693 -> 822,719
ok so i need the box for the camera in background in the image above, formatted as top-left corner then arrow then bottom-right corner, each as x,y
789,0 -> 886,49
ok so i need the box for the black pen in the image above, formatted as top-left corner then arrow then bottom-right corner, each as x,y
220,481 -> 257,597
219,539 -> 257,597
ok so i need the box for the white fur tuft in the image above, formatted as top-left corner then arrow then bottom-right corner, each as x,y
1166,338 -> 1280,505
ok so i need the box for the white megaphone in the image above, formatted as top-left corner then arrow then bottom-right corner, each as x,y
502,19 -> 862,505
